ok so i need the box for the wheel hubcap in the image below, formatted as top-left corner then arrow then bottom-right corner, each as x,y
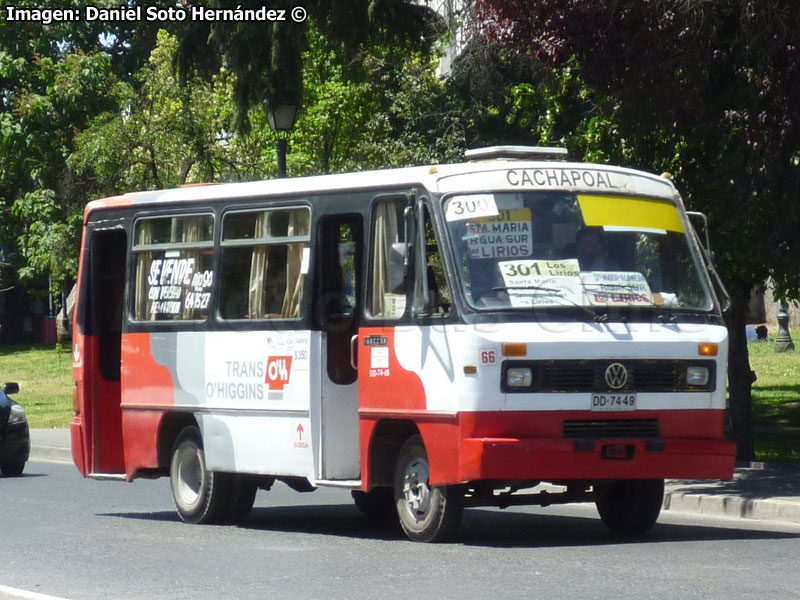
402,458 -> 431,519
175,446 -> 203,507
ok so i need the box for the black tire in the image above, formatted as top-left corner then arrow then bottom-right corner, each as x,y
223,475 -> 258,524
595,479 -> 665,535
169,426 -> 230,524
352,487 -> 395,520
0,462 -> 25,477
394,435 -> 464,542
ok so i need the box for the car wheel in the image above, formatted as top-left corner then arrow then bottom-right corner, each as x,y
0,462 -> 25,477
394,435 -> 464,542
169,426 -> 229,524
595,479 -> 664,535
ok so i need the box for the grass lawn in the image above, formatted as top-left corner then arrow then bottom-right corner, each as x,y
749,333 -> 800,463
1,337 -> 799,462
0,343 -> 73,428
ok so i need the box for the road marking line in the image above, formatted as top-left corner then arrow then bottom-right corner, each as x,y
0,584 -> 71,600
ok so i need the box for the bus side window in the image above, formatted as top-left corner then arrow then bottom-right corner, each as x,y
131,214 -> 214,322
367,198 -> 408,319
422,205 -> 451,315
219,207 -> 310,320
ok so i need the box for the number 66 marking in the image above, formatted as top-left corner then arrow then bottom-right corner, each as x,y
481,350 -> 496,364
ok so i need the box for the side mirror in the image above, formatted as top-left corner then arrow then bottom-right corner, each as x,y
3,382 -> 19,395
686,211 -> 712,257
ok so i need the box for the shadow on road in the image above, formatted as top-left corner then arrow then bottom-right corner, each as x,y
0,472 -> 46,479
670,466 -> 800,500
100,503 -> 800,548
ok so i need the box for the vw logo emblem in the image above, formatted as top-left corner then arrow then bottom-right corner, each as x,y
605,363 -> 628,389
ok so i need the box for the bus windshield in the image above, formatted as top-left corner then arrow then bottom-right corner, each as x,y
444,192 -> 714,313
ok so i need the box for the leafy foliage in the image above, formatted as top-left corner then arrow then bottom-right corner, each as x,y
70,30 -> 249,192
174,0 -> 441,132
1,43 -> 119,291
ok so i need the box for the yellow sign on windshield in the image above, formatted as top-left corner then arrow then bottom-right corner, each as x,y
577,195 -> 684,233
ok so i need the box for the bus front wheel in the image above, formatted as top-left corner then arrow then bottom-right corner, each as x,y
393,435 -> 464,542
169,426 -> 229,524
594,479 -> 664,535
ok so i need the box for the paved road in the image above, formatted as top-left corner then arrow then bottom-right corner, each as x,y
3,459 -> 800,600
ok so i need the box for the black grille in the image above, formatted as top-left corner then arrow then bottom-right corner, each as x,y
563,419 -> 660,439
502,359 -> 715,393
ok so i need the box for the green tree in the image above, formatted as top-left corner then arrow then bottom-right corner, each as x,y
70,30 -> 251,194
288,31 -> 466,175
175,0 -> 440,132
1,4 -> 167,291
1,47 -> 118,286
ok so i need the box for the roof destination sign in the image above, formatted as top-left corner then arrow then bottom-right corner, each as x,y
436,164 -> 676,198
506,167 -> 618,189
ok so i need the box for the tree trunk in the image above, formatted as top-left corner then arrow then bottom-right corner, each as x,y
726,282 -> 755,461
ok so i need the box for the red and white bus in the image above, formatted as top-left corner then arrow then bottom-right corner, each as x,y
71,146 -> 735,541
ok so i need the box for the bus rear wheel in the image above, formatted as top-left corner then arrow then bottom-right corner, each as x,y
170,426 -> 229,524
393,435 -> 464,542
595,479 -> 665,535
223,475 -> 258,523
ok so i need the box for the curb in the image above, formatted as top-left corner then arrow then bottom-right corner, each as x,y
663,490 -> 800,524
28,445 -> 72,464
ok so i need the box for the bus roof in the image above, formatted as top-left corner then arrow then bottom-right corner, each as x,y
84,159 -> 678,217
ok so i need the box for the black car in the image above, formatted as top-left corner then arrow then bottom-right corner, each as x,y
0,382 -> 30,476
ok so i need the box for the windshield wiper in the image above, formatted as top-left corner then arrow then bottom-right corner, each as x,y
492,285 -> 606,322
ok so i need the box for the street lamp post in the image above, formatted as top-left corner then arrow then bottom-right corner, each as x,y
266,101 -> 299,178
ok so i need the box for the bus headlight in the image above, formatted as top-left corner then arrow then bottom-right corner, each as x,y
686,366 -> 710,387
506,367 -> 533,388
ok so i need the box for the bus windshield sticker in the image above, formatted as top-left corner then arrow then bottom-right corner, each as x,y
445,194 -> 499,222
465,208 -> 533,259
498,261 -> 582,307
577,195 -> 685,233
580,271 -> 654,306
300,246 -> 310,274
499,259 -> 580,278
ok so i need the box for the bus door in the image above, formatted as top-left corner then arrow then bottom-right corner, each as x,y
317,215 -> 362,480
74,226 -> 127,476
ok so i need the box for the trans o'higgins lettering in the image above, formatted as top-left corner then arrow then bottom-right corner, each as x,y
507,168 -> 617,189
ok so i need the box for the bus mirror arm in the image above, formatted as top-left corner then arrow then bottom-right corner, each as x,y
705,250 -> 732,313
402,198 -> 416,285
687,211 -> 712,253
411,197 -> 430,316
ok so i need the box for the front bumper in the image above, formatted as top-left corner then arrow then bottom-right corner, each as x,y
460,436 -> 736,482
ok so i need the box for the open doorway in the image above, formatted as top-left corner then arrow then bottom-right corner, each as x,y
83,228 -> 127,474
